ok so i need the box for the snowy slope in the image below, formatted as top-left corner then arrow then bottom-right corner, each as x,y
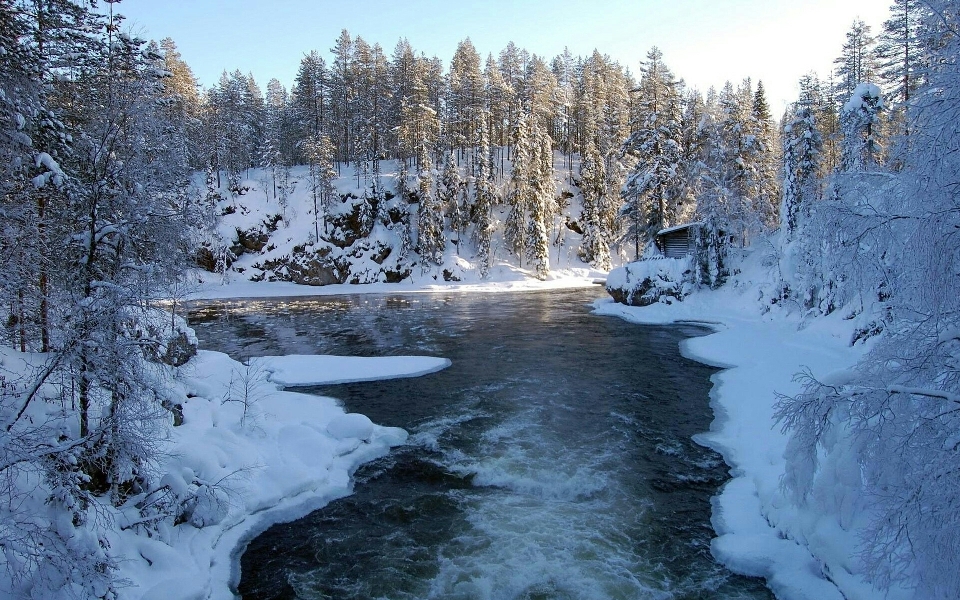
192,152 -> 608,294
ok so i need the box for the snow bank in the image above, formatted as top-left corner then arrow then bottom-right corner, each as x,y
261,354 -> 451,386
593,281 -> 908,600
110,349 -> 450,600
183,268 -> 603,301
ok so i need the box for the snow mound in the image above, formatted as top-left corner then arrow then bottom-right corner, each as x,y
327,413 -> 375,441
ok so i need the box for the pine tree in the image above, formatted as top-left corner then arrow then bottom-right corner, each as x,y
875,0 -> 930,137
303,134 -> 338,241
157,38 -> 202,170
262,78 -> 289,199
781,107 -> 823,235
388,38 -> 416,157
486,52 -> 513,168
329,29 -> 354,165
207,70 -> 264,188
498,42 -> 527,159
448,38 -> 485,157
833,20 -> 879,108
551,47 -> 576,166
291,50 -> 329,160
398,54 -> 439,167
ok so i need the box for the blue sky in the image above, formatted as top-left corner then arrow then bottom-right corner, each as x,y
115,0 -> 891,112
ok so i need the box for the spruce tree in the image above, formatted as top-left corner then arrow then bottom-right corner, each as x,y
839,83 -> 885,172
440,150 -> 467,253
472,117 -> 496,277
505,110 -> 532,263
620,47 -> 683,259
578,139 -> 611,269
526,124 -> 553,278
416,144 -> 444,266
752,81 -> 781,229
781,107 -> 823,235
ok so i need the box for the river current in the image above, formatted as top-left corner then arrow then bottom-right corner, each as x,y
188,288 -> 772,600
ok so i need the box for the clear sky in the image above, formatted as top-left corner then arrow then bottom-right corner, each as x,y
114,0 -> 892,114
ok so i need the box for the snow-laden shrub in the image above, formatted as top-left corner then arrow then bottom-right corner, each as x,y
124,306 -> 198,367
120,469 -> 232,535
185,484 -> 230,528
605,257 -> 693,306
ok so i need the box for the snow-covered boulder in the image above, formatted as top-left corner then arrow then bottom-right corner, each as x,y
327,413 -> 375,441
606,257 -> 693,306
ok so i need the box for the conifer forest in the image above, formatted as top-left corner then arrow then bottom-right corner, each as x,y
1,0 -> 959,598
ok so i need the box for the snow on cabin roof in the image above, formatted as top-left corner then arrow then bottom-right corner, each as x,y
656,222 -> 702,237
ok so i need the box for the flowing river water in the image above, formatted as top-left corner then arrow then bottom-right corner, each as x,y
187,288 -> 773,600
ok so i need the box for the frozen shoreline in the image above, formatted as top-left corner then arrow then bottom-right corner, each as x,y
115,351 -> 450,600
124,276 -> 605,600
593,290 -> 909,600
179,270 -> 604,302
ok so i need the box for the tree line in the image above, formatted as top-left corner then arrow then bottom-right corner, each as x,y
0,0 -> 955,596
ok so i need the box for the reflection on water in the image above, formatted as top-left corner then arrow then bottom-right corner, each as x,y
188,289 -> 772,600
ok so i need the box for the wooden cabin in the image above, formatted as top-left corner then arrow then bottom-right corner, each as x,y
655,222 -> 701,259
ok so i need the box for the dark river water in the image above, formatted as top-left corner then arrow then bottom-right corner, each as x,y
187,288 -> 772,600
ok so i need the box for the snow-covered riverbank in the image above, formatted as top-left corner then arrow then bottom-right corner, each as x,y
595,286 -> 911,600
184,274 -> 887,600
113,351 -> 449,600
182,268 -> 605,301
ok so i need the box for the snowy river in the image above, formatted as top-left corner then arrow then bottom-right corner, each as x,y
188,288 -> 773,600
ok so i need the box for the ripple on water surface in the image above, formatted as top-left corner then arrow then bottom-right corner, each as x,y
189,290 -> 773,600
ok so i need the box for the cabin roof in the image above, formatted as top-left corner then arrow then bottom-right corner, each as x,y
656,221 -> 702,237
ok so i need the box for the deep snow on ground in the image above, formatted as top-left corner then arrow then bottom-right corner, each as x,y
5,270 -> 904,600
6,158 -> 908,600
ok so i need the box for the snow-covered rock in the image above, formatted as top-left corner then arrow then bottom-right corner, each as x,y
605,257 -> 693,306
